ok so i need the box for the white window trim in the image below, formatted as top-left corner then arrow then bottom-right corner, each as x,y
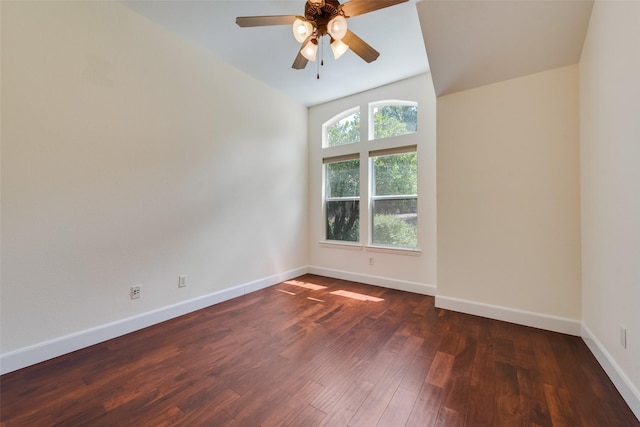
322,106 -> 361,149
368,146 -> 418,250
318,241 -> 364,251
319,101 -> 420,254
323,156 -> 361,244
365,245 -> 422,255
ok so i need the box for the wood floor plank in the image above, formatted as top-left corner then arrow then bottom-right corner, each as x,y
425,351 -> 455,387
494,361 -> 524,426
348,334 -> 423,427
1,274 -> 638,427
316,377 -> 375,427
376,386 -> 418,427
405,382 -> 444,427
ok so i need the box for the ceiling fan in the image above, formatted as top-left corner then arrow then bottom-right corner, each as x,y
236,0 -> 408,70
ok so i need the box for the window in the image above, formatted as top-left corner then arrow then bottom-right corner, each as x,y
323,107 -> 360,148
370,147 -> 418,248
321,100 -> 419,249
369,101 -> 417,141
324,156 -> 360,242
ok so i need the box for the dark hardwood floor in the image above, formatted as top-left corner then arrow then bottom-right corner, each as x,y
1,274 -> 638,426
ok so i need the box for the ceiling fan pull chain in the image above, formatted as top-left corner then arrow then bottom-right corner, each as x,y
317,37 -> 321,79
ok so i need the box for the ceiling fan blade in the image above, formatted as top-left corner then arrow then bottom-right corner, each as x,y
340,0 -> 408,18
292,35 -> 313,69
236,15 -> 298,27
343,30 -> 380,63
292,51 -> 310,70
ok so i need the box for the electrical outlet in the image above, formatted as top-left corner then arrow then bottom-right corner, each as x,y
369,257 -> 374,266
131,285 -> 141,300
178,274 -> 187,288
620,326 -> 627,349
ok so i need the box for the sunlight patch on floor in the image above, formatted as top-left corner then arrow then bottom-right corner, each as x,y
276,289 -> 296,295
330,290 -> 384,302
284,280 -> 327,291
307,297 -> 325,302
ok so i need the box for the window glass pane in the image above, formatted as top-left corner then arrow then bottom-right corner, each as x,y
373,152 -> 417,196
372,199 -> 417,247
372,103 -> 417,140
326,159 -> 360,198
326,200 -> 360,242
325,110 -> 360,147
325,159 -> 360,242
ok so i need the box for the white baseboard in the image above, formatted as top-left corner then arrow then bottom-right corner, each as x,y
307,266 -> 436,296
435,295 -> 582,336
581,324 -> 640,421
0,267 -> 309,375
3,267 -> 638,423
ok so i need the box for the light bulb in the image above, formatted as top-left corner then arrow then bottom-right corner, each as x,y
301,38 -> 318,61
330,38 -> 349,59
292,18 -> 313,43
328,15 -> 347,41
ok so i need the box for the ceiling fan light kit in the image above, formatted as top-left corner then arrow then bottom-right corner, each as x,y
327,15 -> 348,40
301,37 -> 319,61
330,38 -> 349,59
236,0 -> 408,72
293,18 -> 314,43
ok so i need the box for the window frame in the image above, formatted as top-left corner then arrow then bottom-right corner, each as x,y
369,146 -> 418,249
322,106 -> 361,148
368,100 -> 418,141
323,154 -> 361,244
319,100 -> 421,253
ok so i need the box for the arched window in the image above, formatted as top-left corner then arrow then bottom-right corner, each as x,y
321,101 -> 419,249
323,107 -> 360,148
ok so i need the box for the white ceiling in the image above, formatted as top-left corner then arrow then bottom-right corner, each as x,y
418,0 -> 594,96
121,0 -> 594,106
122,0 -> 430,106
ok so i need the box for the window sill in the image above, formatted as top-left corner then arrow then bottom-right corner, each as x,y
318,241 -> 363,251
365,245 -> 422,256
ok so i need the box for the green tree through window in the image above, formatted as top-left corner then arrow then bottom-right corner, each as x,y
325,159 -> 360,241
372,151 -> 418,248
326,110 -> 360,147
372,103 -> 417,140
322,100 -> 418,248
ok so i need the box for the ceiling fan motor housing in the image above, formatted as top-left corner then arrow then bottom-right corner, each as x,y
305,0 -> 342,36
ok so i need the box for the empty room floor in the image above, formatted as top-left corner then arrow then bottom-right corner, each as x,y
1,274 -> 637,426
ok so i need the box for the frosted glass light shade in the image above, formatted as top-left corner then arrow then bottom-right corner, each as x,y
292,19 -> 313,43
328,15 -> 347,40
301,38 -> 318,61
331,39 -> 349,59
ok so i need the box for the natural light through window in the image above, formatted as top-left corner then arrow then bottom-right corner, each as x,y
330,290 -> 384,302
369,101 -> 417,141
323,107 -> 360,148
284,280 -> 327,291
324,156 -> 360,243
371,147 -> 418,249
321,100 -> 419,249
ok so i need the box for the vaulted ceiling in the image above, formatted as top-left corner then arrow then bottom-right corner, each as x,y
419,0 -> 594,96
122,0 -> 593,106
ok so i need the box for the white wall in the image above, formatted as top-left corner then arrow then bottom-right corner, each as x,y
436,66 -> 582,333
308,74 -> 437,294
1,1 -> 308,366
579,0 -> 640,415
